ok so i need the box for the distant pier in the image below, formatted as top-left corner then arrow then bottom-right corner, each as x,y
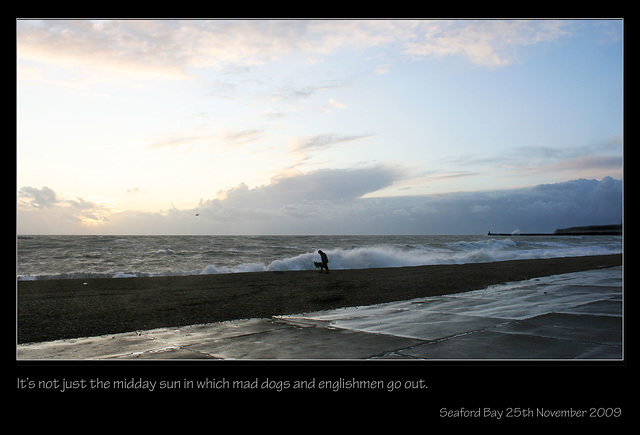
488,224 -> 622,236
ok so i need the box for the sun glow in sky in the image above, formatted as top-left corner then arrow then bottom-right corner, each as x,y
17,19 -> 623,235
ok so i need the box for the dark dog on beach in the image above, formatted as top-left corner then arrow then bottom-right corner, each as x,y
314,261 -> 323,270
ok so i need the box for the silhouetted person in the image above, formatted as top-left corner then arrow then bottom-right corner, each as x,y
318,250 -> 329,273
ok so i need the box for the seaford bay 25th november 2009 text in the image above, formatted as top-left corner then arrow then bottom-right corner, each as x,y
439,407 -> 622,420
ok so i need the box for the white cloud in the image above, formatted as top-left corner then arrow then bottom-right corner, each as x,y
18,186 -> 114,231
329,98 -> 347,108
512,155 -> 623,177
145,125 -> 267,151
289,133 -> 373,154
18,20 -> 193,81
18,19 -> 573,87
16,20 -> 620,236
284,133 -> 375,171
147,135 -> 203,149
222,129 -> 267,147
67,197 -> 97,210
403,20 -> 570,66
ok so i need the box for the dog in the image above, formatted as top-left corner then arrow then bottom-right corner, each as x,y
314,261 -> 330,273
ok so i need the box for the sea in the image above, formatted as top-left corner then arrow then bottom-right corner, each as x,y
16,234 -> 623,281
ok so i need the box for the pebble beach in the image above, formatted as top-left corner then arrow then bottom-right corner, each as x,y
18,254 -> 622,345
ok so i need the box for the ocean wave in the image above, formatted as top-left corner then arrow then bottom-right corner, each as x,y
446,238 -> 519,251
17,239 -> 622,281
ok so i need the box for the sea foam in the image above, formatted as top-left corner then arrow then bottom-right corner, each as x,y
17,235 -> 622,281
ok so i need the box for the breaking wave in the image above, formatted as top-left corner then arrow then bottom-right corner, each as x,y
17,236 -> 622,281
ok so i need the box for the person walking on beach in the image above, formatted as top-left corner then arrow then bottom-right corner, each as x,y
318,250 -> 330,273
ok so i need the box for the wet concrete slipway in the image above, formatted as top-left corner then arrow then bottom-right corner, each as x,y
17,266 -> 623,360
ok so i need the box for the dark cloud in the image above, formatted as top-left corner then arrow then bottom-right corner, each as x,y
194,169 -> 622,235
376,176 -> 623,234
214,165 -> 402,208
17,175 -> 623,236
67,197 -> 97,209
18,186 -> 59,208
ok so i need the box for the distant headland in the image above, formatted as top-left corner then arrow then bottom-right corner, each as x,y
488,224 -> 622,236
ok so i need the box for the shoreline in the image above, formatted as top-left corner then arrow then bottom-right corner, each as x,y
17,254 -> 622,344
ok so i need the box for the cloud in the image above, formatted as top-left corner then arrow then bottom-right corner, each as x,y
272,79 -> 352,101
435,135 -> 623,186
286,134 -> 374,169
222,129 -> 266,147
470,204 -> 492,214
263,110 -> 286,120
213,165 -> 402,208
403,20 -> 569,66
17,175 -> 622,235
496,139 -> 623,181
146,124 -> 213,149
18,186 -> 59,208
209,175 -> 622,234
441,176 -> 622,234
290,133 -> 373,154
67,197 -> 97,210
148,136 -> 203,149
329,99 -> 347,109
17,20 -> 318,82
514,155 -> 623,177
146,125 -> 268,151
18,20 -> 572,87
18,186 -> 114,230
17,20 -> 192,81
194,170 -> 622,235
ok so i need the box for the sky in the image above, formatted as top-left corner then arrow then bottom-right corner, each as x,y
16,19 -> 623,235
